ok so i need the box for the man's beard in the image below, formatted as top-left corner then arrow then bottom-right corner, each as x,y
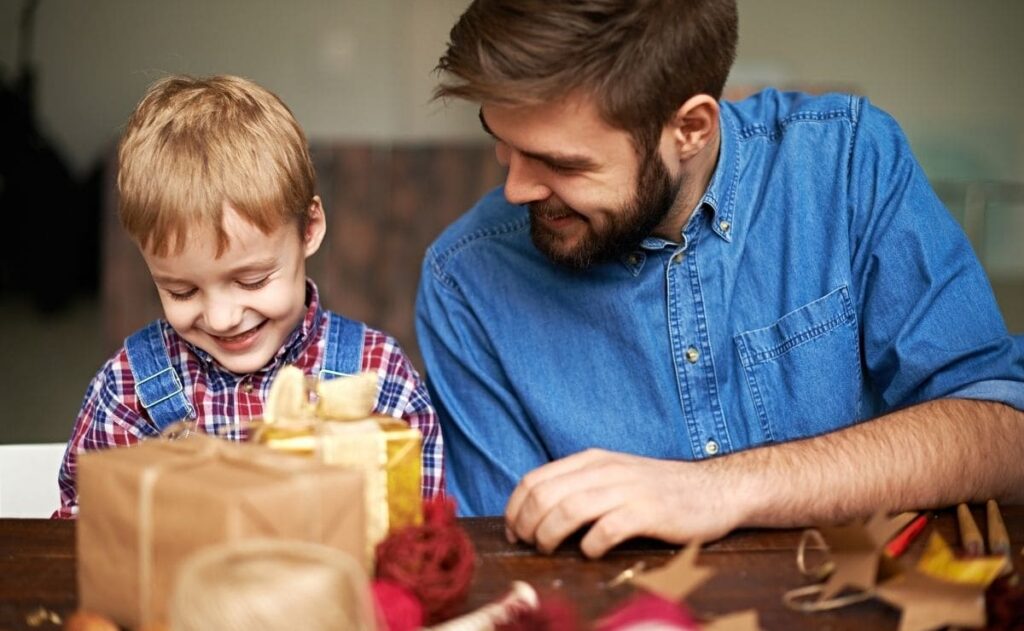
529,152 -> 682,270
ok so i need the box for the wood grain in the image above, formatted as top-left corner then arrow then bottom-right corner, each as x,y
1,505 -> 1019,630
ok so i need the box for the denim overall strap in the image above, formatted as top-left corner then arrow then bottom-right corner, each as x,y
320,312 -> 366,380
124,321 -> 196,430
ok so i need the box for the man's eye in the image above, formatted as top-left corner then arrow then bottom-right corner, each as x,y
238,276 -> 270,290
167,288 -> 198,301
546,161 -> 578,175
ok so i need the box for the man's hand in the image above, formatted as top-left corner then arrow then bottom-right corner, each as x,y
504,448 -> 747,558
505,400 -> 1024,559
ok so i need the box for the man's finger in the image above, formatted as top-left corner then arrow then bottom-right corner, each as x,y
505,448 -> 614,530
580,504 -> 644,558
531,483 -> 631,553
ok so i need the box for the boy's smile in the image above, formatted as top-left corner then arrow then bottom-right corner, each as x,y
141,200 -> 325,374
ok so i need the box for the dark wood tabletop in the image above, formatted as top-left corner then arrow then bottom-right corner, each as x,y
1,505 -> 1021,630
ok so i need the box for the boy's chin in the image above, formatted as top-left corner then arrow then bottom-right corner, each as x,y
193,340 -> 277,375
213,354 -> 274,375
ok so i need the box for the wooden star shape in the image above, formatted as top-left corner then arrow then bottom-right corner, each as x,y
875,568 -> 987,631
631,540 -> 714,601
816,512 -> 917,600
702,609 -> 761,631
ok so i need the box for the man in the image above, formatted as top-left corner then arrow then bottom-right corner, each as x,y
416,0 -> 1024,558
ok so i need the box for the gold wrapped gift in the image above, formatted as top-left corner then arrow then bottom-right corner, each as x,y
253,367 -> 423,552
258,415 -> 423,549
77,434 -> 367,629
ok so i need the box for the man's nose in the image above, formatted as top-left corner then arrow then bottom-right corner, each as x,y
203,295 -> 243,333
502,151 -> 552,206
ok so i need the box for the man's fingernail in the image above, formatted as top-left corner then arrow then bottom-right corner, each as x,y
505,526 -> 517,543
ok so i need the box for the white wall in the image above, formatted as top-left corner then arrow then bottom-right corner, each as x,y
3,0 -> 1021,182
0,0 -> 481,174
734,0 -> 1024,183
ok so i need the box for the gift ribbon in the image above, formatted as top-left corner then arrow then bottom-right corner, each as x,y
134,435 -> 324,626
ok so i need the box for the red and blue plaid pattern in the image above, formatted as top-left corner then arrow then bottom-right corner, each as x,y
55,281 -> 443,518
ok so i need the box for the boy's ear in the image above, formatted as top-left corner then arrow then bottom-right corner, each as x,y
303,196 -> 327,258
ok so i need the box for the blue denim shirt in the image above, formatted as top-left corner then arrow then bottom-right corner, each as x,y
416,89 -> 1024,517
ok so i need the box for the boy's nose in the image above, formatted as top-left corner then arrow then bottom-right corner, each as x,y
203,298 -> 244,334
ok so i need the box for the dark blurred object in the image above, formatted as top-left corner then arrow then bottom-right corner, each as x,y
0,0 -> 99,313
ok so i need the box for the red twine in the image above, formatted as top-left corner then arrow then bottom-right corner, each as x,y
595,593 -> 700,631
495,593 -> 582,631
371,579 -> 424,631
375,498 -> 476,624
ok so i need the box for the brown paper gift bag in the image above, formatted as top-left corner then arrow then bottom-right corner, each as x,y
76,434 -> 366,629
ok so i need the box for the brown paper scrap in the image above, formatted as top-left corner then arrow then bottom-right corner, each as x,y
815,512 -> 916,600
701,609 -> 761,631
631,541 -> 713,602
875,569 -> 987,631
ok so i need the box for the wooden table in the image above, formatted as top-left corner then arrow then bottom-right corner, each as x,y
1,506 -> 1021,630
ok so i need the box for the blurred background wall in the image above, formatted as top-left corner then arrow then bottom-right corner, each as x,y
1,0 -> 1022,444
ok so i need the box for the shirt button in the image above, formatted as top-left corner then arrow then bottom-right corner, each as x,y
242,381 -> 254,393
705,440 -> 720,455
719,220 -> 731,233
685,347 -> 700,363
672,252 -> 684,264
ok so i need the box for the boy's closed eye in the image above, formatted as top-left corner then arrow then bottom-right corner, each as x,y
160,275 -> 270,301
237,275 -> 271,290
165,287 -> 198,301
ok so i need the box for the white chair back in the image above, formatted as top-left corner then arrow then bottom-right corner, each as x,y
0,443 -> 67,518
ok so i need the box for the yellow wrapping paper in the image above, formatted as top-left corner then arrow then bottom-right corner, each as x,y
76,434 -> 367,629
257,415 -> 423,552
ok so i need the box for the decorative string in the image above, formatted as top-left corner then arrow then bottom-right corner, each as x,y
783,527 -> 873,613
795,529 -> 834,580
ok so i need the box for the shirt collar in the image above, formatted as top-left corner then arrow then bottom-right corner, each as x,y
699,102 -> 739,243
184,278 -> 325,376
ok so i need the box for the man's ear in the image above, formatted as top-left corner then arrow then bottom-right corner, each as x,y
303,196 -> 326,258
666,94 -> 720,162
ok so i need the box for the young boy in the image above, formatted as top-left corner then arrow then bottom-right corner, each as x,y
55,75 -> 443,518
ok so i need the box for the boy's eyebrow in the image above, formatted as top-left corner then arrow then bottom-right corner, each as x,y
478,108 -> 599,171
150,259 -> 278,285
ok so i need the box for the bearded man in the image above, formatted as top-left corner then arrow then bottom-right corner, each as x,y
415,0 -> 1024,558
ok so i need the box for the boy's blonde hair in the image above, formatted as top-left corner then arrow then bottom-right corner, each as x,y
118,75 -> 316,257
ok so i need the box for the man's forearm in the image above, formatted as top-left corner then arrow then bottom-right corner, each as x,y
725,399 -> 1024,528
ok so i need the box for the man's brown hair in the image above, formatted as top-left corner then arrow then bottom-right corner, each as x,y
118,75 -> 316,257
435,0 -> 738,155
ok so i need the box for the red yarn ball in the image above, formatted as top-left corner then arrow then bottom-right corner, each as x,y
375,498 -> 476,624
372,579 -> 424,631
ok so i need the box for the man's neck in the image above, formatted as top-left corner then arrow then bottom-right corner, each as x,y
653,127 -> 722,241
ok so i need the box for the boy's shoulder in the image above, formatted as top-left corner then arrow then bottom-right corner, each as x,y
321,310 -> 407,359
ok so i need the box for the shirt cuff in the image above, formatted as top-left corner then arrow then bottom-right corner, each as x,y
945,379 -> 1024,412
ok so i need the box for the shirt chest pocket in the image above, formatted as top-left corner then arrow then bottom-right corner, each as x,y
734,285 -> 861,443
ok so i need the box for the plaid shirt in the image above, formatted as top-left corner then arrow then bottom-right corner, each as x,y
55,281 -> 443,518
